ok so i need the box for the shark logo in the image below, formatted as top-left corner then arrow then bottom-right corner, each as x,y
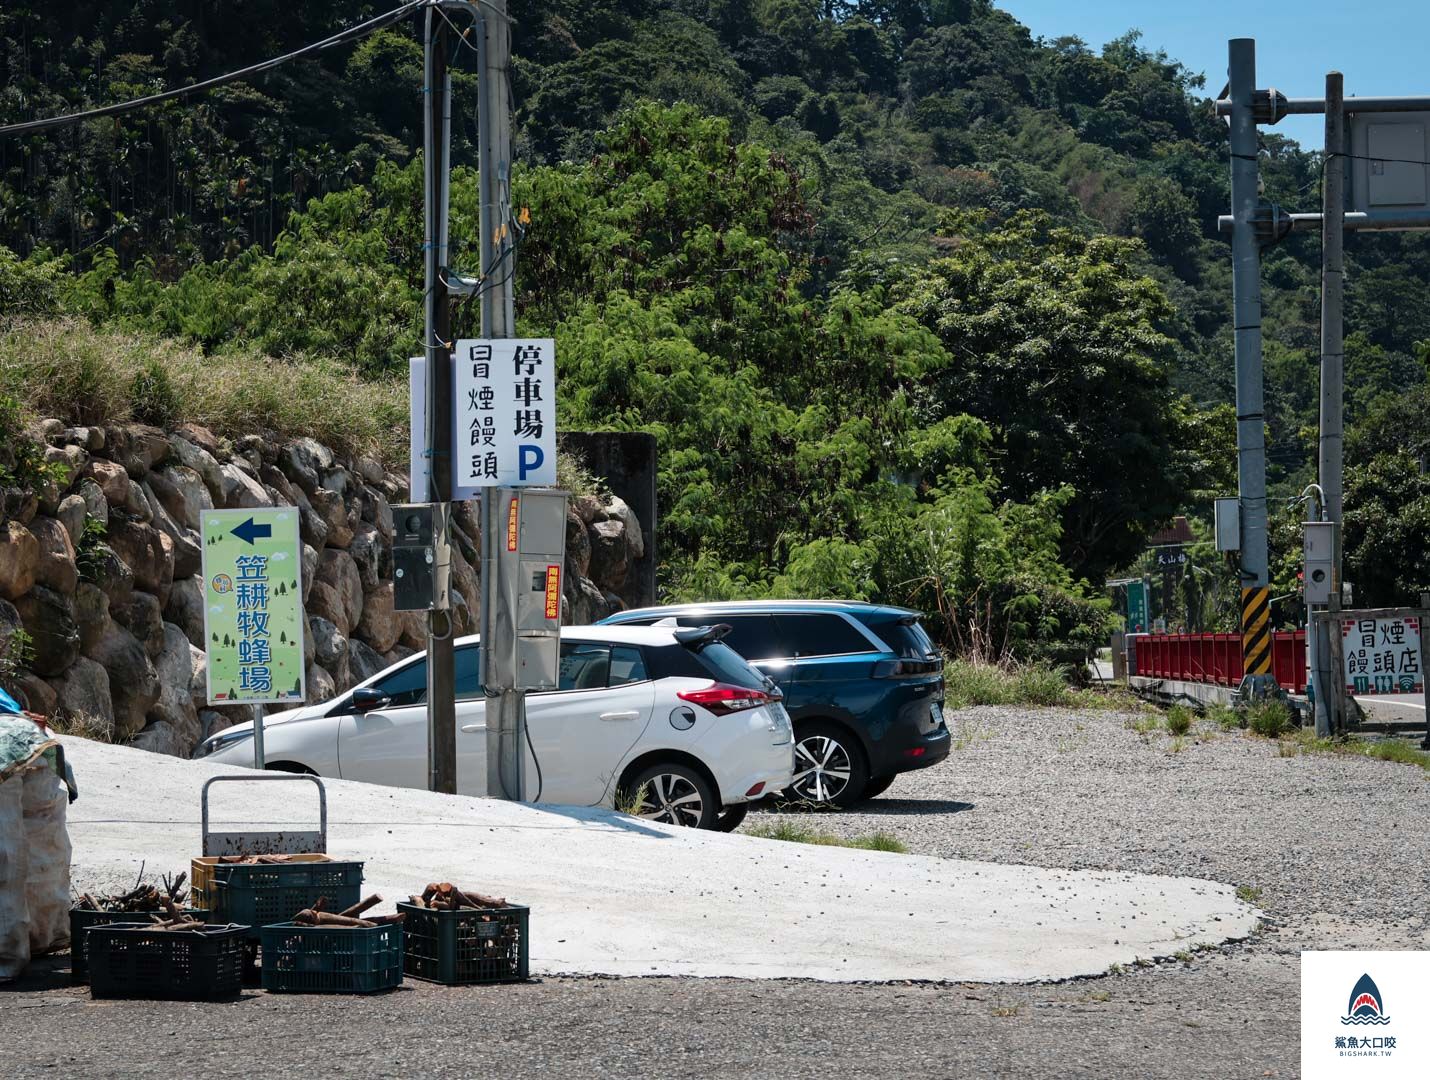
1342,973 -> 1391,1026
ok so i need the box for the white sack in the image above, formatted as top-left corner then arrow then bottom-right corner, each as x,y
23,765 -> 71,954
0,775 -> 28,981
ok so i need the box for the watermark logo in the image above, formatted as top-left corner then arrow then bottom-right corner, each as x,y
1343,973 -> 1391,1027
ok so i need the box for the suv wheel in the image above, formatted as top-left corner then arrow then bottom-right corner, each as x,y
624,763 -> 718,829
786,722 -> 868,808
713,803 -> 749,832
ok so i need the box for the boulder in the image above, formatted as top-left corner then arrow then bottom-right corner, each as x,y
72,582 -> 111,654
573,494 -> 603,525
151,464 -> 212,532
173,423 -> 222,458
327,651 -> 353,694
348,523 -> 385,590
29,515 -> 78,595
309,487 -> 353,548
279,438 -> 334,495
122,477 -> 153,522
320,466 -> 352,497
0,598 -> 21,650
62,426 -> 104,452
32,418 -> 62,441
84,459 -> 130,506
14,586 -> 80,676
76,478 -> 108,530
112,590 -> 165,660
56,494 -> 88,546
602,589 -> 626,615
90,621 -> 161,739
566,575 -> 608,626
202,702 -> 262,739
52,656 -> 113,734
307,581 -> 349,637
355,582 -> 399,653
120,424 -> 171,476
396,609 -> 427,652
451,499 -> 481,544
43,443 -> 88,492
301,544 -> 318,604
168,435 -> 225,506
128,720 -> 187,757
360,485 -> 394,542
107,520 -> 170,596
0,521 -> 39,600
588,518 -> 630,590
164,575 -> 207,649
315,549 -> 363,631
303,663 -> 333,706
218,462 -> 273,509
259,464 -> 297,506
601,495 -> 645,560
235,434 -> 278,467
309,616 -> 348,671
149,622 -> 204,752
566,508 -> 592,578
347,639 -> 387,685
303,617 -> 315,669
294,488 -> 330,550
356,457 -> 385,485
140,480 -> 202,580
11,671 -> 57,716
449,539 -> 480,619
382,644 -> 417,667
90,543 -> 135,607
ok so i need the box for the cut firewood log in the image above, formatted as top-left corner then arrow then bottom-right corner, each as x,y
337,894 -> 381,919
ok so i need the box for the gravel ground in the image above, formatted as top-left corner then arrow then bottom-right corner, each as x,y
4,706 -> 1426,1079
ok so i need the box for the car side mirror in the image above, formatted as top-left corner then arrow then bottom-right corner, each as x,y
350,687 -> 390,713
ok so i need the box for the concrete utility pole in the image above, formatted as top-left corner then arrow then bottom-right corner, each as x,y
468,0 -> 528,801
1227,39 -> 1275,693
1316,71 -> 1347,736
423,4 -> 457,793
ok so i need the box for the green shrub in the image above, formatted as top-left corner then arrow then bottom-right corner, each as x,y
1246,700 -> 1290,738
1165,704 -> 1194,736
129,357 -> 181,428
944,658 -> 1073,708
1013,662 -> 1073,706
0,391 -> 63,496
1205,702 -> 1241,731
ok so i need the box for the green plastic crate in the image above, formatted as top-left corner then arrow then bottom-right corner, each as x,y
398,902 -> 529,985
70,906 -> 209,984
87,923 -> 248,1001
259,922 -> 403,994
209,860 -> 363,939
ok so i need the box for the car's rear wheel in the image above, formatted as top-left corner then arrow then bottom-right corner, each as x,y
785,722 -> 868,808
712,803 -> 749,832
859,774 -> 896,801
624,763 -> 718,830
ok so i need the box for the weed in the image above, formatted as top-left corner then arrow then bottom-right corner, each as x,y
1086,989 -> 1111,1002
990,1004 -> 1022,1018
128,357 -> 180,428
1277,740 -> 1298,758
1164,704 -> 1194,736
75,516 -> 109,585
1235,885 -> 1263,905
744,822 -> 909,853
0,625 -> 35,696
1168,736 -> 1186,754
612,782 -> 649,816
1205,702 -> 1241,731
1245,700 -> 1290,738
1173,950 -> 1193,964
1105,963 -> 1125,976
45,710 -> 113,742
1125,714 -> 1161,736
1284,729 -> 1430,773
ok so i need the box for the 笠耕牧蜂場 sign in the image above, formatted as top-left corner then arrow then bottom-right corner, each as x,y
1341,615 -> 1424,696
453,338 -> 557,493
200,508 -> 306,705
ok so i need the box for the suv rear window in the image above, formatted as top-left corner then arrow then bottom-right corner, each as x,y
863,618 -> 938,659
774,614 -> 874,657
645,639 -> 768,690
676,614 -> 782,660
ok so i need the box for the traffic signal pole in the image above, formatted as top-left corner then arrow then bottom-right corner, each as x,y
1227,39 -> 1276,694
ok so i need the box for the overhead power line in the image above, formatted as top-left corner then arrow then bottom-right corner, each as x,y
0,0 -> 428,139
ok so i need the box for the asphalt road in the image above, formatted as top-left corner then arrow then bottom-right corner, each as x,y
5,705 -> 1427,1079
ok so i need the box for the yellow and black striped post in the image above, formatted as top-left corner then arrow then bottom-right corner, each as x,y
1241,587 -> 1272,676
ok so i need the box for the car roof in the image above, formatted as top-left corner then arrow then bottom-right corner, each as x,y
604,599 -> 920,620
448,624 -> 693,648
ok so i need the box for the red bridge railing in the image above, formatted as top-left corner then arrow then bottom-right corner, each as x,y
1128,632 -> 1307,694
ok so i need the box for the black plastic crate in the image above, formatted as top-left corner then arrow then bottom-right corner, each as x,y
398,902 -> 529,985
70,906 -> 209,984
210,860 -> 363,939
259,922 -> 403,994
87,923 -> 248,1001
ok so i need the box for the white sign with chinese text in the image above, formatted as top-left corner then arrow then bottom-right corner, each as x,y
1341,616 -> 1424,696
453,338 -> 557,493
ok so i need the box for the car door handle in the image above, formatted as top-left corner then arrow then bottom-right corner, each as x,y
599,711 -> 640,722
460,723 -> 483,733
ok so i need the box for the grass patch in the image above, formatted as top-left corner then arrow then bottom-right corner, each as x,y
1167,736 -> 1186,754
1235,884 -> 1263,905
1245,700 -> 1290,739
0,318 -> 409,464
1283,729 -> 1430,773
44,710 -> 114,742
1205,702 -> 1241,731
745,821 -> 908,853
1164,704 -> 1194,736
944,659 -> 1080,709
1126,714 -> 1162,735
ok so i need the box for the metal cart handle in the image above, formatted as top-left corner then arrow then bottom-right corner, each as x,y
201,773 -> 328,856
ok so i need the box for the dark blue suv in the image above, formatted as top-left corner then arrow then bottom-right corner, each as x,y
599,601 -> 948,806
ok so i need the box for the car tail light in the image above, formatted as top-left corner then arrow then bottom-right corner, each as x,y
677,682 -> 774,716
872,658 -> 943,678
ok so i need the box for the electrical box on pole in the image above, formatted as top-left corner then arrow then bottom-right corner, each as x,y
484,488 -> 567,692
1213,497 -> 1241,552
1349,113 -> 1430,215
1304,521 -> 1338,605
392,504 -> 438,611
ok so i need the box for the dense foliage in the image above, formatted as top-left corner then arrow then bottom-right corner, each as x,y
2,0 -> 1427,648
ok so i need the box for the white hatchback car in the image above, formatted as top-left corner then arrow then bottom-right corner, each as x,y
198,624 -> 794,830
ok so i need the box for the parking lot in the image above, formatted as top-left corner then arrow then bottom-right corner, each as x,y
7,703 -> 1426,1078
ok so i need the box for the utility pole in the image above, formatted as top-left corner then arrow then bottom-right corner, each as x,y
1317,71 -> 1346,736
423,3 -> 457,794
469,0 -> 527,801
1227,39 -> 1275,695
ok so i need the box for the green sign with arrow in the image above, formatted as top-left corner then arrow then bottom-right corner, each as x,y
200,508 -> 306,706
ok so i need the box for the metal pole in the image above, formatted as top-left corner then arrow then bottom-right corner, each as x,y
424,6 -> 457,794
473,0 -> 525,801
1316,71 -> 1346,738
1228,39 -> 1275,694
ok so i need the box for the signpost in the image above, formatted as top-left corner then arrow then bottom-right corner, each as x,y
1127,580 -> 1150,634
1341,613 -> 1425,696
452,338 -> 557,494
200,508 -> 306,769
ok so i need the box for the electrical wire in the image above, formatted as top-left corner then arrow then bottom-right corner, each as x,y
0,0 -> 428,139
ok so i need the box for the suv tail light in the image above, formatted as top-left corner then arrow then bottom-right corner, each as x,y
677,682 -> 774,716
872,658 -> 943,678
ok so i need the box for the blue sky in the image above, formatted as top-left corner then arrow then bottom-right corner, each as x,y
995,1 -> 1428,149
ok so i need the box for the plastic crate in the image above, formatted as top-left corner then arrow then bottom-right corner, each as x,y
259,922 -> 403,994
206,858 -> 363,939
190,853 -> 340,913
87,923 -> 248,1001
398,902 -> 529,985
70,906 -> 208,984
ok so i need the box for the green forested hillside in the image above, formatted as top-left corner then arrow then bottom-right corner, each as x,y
2,1 -> 1427,642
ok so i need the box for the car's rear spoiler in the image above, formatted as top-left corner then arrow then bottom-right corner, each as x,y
672,623 -> 732,647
